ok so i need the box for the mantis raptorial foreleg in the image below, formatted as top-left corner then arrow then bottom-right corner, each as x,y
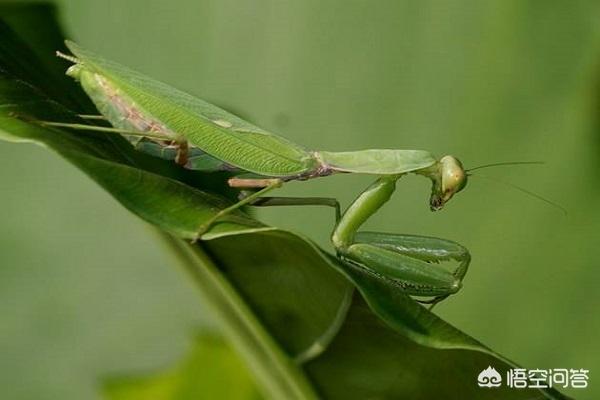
332,176 -> 470,306
353,231 -> 470,279
221,175 -> 469,306
331,176 -> 398,250
354,232 -> 470,307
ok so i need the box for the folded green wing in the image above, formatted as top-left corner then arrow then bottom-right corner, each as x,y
66,41 -> 317,177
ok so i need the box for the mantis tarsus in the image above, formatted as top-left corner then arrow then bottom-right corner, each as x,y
45,41 -> 473,307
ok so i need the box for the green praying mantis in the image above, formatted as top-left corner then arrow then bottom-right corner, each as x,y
43,41 -> 475,307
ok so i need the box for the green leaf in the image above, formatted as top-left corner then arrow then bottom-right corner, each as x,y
0,5 -> 571,400
104,334 -> 262,400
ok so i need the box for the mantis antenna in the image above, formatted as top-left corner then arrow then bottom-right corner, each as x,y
470,174 -> 567,215
464,160 -> 566,214
466,161 -> 544,172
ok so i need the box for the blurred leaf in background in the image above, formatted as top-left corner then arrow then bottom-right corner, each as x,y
1,0 -> 600,399
104,334 -> 261,400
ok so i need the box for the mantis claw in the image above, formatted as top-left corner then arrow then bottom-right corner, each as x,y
331,177 -> 471,306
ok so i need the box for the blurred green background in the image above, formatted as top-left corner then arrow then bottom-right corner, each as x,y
1,0 -> 599,399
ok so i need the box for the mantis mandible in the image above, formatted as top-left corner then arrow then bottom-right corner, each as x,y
47,41 -> 472,307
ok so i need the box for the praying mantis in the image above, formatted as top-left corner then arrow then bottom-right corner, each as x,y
46,41 -> 473,307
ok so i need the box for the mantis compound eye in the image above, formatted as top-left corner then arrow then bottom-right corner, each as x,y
429,155 -> 467,211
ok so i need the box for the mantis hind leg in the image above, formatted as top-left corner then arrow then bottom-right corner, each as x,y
78,114 -> 107,120
31,119 -> 204,169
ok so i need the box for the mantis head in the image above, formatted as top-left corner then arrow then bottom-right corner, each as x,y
429,155 -> 467,211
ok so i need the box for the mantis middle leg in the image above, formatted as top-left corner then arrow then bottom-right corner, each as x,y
241,194 -> 341,223
193,179 -> 284,240
194,178 -> 341,239
331,176 -> 470,306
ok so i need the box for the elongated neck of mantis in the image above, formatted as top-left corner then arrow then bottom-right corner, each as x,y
415,162 -> 443,192
415,162 -> 442,180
